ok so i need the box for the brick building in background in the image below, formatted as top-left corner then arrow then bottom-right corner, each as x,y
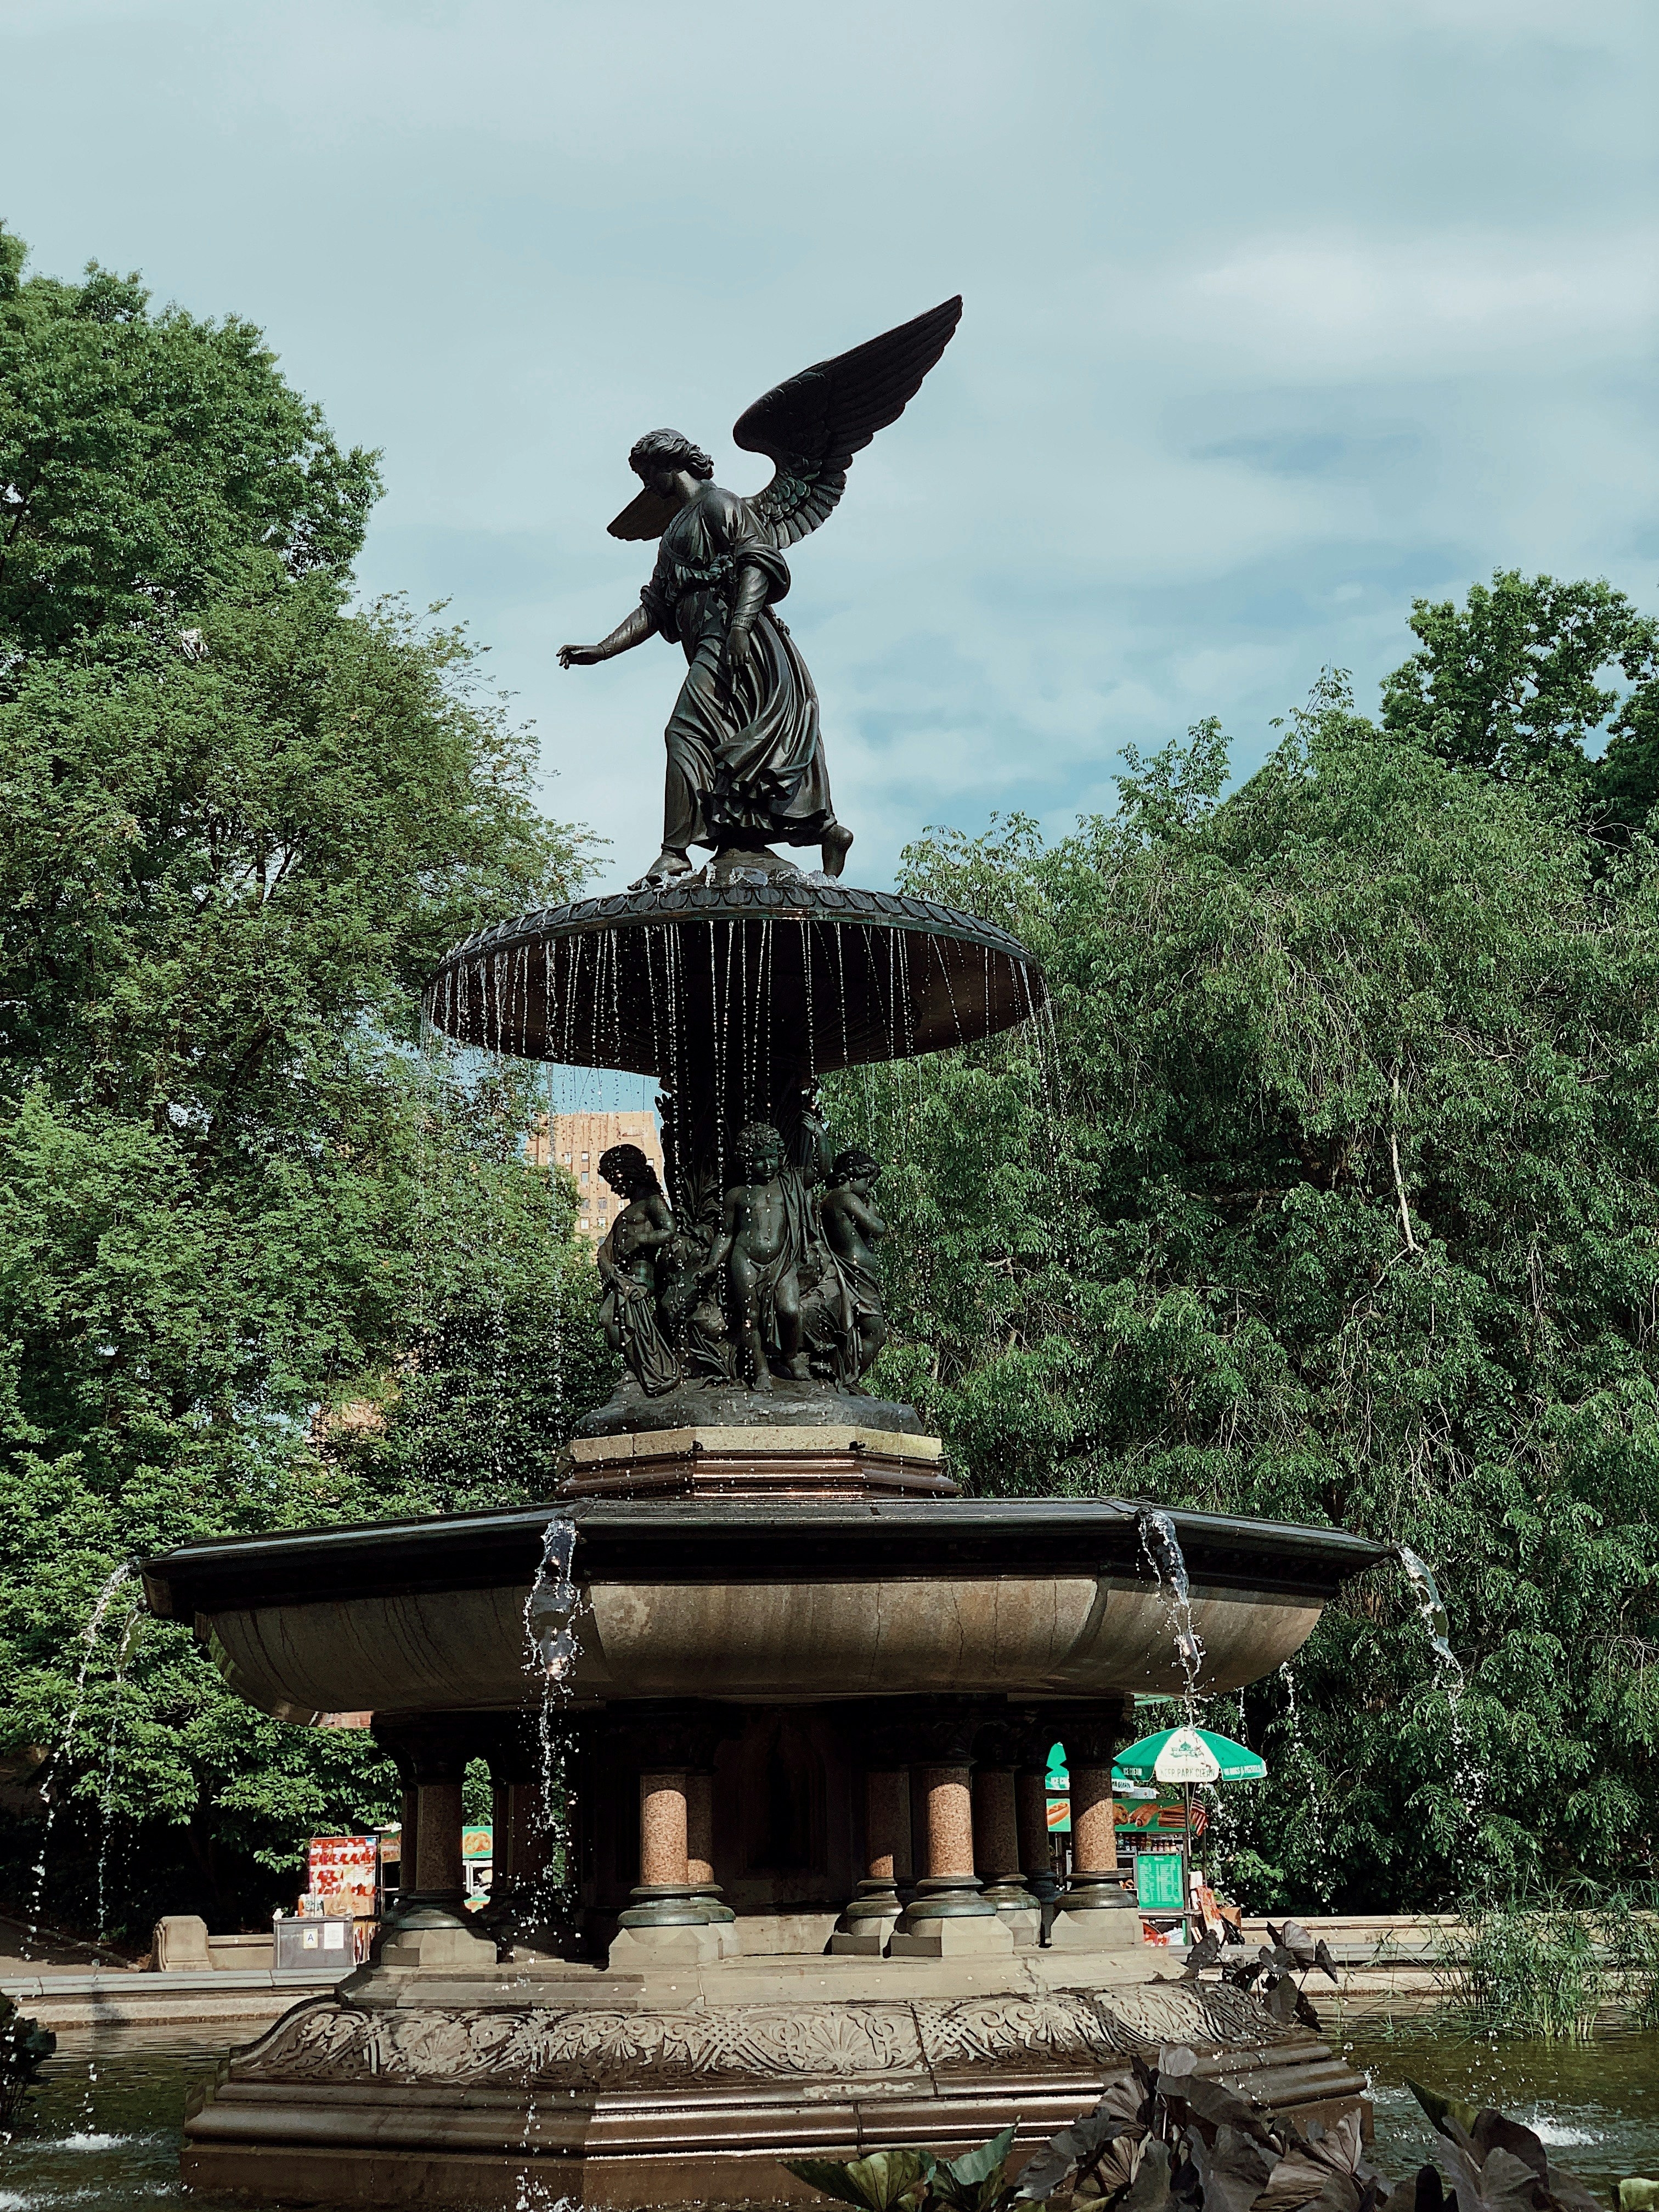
529,1110 -> 665,1245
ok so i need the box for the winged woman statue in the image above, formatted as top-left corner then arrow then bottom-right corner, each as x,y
558,298 -> 962,887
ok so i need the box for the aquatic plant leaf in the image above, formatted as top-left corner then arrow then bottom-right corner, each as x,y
1177,2073 -> 1271,2141
1293,1988 -> 1324,2033
1182,1929 -> 1224,1979
1266,1973 -> 1301,2024
1378,2168 -> 1446,2212
1280,1922 -> 1317,1966
1466,2113 -> 1547,2184
1157,2045 -> 1200,2081
1618,2183 -> 1659,2212
784,2149 -> 928,2210
930,2124 -> 1019,2209
1542,2161 -> 1610,2212
1254,2151 -> 1346,2211
1189,2123 -> 1278,2212
1018,2109 -> 1133,2200
1311,2113 -> 1367,2179
1434,2140 -> 1546,2212
1119,2136 -> 1175,2212
1313,1940 -> 1339,1985
1405,2080 -> 1479,2145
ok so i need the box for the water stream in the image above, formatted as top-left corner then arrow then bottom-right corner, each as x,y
21,1564 -> 138,1961
1135,1505 -> 1206,1716
512,1510 -> 583,2209
1391,1539 -> 1485,1857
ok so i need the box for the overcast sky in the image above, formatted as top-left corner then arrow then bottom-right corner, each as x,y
7,0 -> 1659,893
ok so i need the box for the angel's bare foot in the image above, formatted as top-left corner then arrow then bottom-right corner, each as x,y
631,848 -> 692,889
821,822 -> 853,877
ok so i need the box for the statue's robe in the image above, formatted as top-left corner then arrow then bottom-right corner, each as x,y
640,483 -> 834,854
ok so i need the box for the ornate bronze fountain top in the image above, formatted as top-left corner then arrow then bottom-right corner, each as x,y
556,297 -> 962,889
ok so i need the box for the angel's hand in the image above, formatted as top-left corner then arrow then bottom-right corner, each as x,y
721,625 -> 752,680
558,644 -> 601,668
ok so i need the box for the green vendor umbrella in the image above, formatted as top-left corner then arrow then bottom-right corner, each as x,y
1111,1723 -> 1267,1786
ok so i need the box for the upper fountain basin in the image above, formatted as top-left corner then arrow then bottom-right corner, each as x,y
141,1497 -> 1385,1724
424,878 -> 1043,1073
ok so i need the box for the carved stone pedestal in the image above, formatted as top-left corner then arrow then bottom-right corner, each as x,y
560,1422 -> 953,1500
182,1950 -> 1368,2208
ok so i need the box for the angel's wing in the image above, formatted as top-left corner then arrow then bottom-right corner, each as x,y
733,296 -> 962,549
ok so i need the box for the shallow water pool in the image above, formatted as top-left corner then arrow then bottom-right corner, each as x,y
1347,2022 -> 1659,2199
2,2038 -> 235,2210
4,2023 -> 1658,2208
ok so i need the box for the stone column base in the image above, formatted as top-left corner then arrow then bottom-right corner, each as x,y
828,1916 -> 900,1956
608,1921 -> 725,1967
996,1905 -> 1042,1949
1047,1904 -> 1144,1953
888,1914 -> 1015,1958
377,1921 -> 499,1970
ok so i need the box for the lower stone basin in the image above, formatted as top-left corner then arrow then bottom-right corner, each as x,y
144,1487 -> 1385,2205
142,1495 -> 1385,1723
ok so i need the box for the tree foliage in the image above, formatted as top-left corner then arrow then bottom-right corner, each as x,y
1380,566 -> 1659,831
0,227 -> 605,1934
0,219 -> 377,669
838,654 -> 1659,1909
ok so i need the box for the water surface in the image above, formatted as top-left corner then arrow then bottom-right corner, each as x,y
5,2023 -> 1658,2208
1347,2022 -> 1659,2198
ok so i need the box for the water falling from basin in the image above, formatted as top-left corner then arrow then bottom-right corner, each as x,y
1391,1538 -> 1483,1860
1394,1541 -> 1458,1678
1136,1504 -> 1207,1713
24,1562 -> 137,1959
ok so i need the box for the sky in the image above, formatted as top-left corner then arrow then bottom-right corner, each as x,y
6,0 -> 1659,894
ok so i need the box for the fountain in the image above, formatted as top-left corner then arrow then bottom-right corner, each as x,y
138,300 -> 1389,2207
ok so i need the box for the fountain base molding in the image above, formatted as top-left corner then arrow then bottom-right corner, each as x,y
559,1419 -> 953,1501
182,1950 -> 1368,2209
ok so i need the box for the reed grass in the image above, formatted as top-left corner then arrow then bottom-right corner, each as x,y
1440,1884 -> 1659,2039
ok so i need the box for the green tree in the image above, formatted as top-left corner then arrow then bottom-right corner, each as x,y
1378,565 -> 1659,834
0,221 -> 377,669
0,228 -> 603,1935
840,684 -> 1659,1909
1380,568 -> 1657,786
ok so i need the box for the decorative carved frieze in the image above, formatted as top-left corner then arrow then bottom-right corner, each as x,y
234,1984 -> 1296,2097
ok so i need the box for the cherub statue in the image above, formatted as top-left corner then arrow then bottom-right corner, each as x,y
698,1120 -> 812,1390
594,1143 -> 679,1397
557,299 -> 962,887
817,1147 -> 889,1382
656,1216 -> 735,1382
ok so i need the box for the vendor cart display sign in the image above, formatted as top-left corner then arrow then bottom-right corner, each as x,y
1134,1850 -> 1186,1911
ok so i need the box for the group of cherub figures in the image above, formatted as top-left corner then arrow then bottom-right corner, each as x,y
592,1104 -> 889,1399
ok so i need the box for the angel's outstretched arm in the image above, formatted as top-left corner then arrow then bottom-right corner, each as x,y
558,602 -> 653,669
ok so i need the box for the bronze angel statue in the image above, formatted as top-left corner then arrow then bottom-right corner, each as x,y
558,298 -> 962,887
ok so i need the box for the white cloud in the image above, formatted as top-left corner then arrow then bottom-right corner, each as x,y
4,0 -> 1658,893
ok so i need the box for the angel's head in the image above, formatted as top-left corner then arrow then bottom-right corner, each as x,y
629,429 -> 714,499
